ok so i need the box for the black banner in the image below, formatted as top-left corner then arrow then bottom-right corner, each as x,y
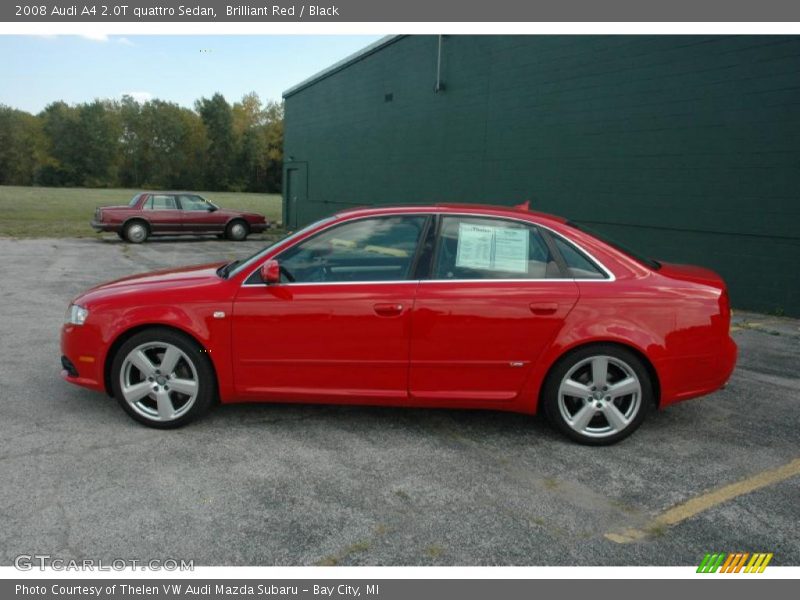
5,579 -> 798,600
4,0 -> 800,22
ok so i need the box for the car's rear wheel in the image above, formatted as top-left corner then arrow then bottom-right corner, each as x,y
110,328 -> 216,428
226,220 -> 249,241
542,345 -> 652,445
123,220 -> 149,244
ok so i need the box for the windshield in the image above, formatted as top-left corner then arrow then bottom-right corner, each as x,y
222,216 -> 339,278
128,194 -> 142,207
567,221 -> 661,270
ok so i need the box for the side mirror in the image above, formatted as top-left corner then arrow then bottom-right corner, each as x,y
207,205 -> 218,212
260,259 -> 281,284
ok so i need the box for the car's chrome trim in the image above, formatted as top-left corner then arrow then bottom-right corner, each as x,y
241,211 -> 617,287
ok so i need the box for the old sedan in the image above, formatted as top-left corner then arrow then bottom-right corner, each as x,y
63,204 -> 737,444
90,192 -> 269,242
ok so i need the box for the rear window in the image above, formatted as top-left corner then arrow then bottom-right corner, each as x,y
128,194 -> 141,207
567,221 -> 661,270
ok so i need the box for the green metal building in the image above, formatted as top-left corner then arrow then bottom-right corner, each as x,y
282,35 -> 800,316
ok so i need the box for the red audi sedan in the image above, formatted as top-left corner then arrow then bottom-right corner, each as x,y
62,204 -> 737,444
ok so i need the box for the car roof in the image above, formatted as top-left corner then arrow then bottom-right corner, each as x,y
333,203 -> 568,225
138,191 -> 205,195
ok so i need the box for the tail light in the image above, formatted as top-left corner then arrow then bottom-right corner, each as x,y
95,208 -> 103,222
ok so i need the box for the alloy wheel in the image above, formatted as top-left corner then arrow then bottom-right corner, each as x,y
557,355 -> 642,439
119,342 -> 199,422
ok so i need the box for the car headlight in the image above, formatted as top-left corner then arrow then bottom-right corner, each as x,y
66,304 -> 89,325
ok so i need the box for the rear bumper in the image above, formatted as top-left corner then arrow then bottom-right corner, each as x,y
90,220 -> 117,232
658,336 -> 738,407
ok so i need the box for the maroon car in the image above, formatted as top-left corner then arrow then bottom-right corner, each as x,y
91,192 -> 269,243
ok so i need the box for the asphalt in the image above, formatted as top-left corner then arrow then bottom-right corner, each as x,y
0,235 -> 798,566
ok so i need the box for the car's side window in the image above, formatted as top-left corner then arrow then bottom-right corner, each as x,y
276,215 -> 428,283
552,235 -> 607,279
432,216 -> 561,280
179,195 -> 210,211
146,195 -> 177,210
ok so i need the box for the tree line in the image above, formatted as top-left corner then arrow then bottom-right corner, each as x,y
0,92 -> 284,193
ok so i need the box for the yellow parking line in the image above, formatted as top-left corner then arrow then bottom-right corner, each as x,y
605,458 -> 800,544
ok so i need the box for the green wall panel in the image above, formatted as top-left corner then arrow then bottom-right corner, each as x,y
284,35 -> 800,316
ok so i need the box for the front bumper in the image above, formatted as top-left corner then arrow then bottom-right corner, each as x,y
60,323 -> 106,392
249,222 -> 269,233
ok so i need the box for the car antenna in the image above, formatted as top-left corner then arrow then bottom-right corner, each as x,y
514,200 -> 531,211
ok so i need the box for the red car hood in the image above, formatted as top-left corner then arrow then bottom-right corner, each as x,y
658,261 -> 726,290
76,262 -> 227,304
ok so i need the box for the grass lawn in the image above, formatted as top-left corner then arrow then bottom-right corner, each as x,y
0,186 -> 283,238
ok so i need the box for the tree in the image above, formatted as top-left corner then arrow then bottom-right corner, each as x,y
0,105 -> 48,185
195,93 -> 235,190
0,91 -> 284,192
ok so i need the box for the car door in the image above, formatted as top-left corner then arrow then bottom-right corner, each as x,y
231,214 -> 431,403
143,194 -> 182,233
178,194 -> 220,233
409,215 -> 580,405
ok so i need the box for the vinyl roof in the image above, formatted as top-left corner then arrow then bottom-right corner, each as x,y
282,35 -> 405,98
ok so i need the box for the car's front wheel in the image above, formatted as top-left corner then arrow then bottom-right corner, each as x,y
542,345 -> 652,445
225,220 -> 249,241
110,328 -> 216,428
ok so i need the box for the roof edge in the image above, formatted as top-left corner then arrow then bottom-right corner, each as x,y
282,35 -> 406,99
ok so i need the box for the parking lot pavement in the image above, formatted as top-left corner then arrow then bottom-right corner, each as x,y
0,235 -> 798,566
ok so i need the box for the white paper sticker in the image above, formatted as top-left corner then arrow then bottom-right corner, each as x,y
455,223 -> 529,274
493,227 -> 529,273
455,223 -> 494,270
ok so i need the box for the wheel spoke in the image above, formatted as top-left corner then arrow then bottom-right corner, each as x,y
570,401 -> 597,431
159,346 -> 181,375
169,378 -> 197,396
607,377 -> 640,399
561,378 -> 591,398
156,390 -> 176,420
591,357 -> 609,387
129,350 -> 156,377
601,402 -> 628,432
122,380 -> 152,404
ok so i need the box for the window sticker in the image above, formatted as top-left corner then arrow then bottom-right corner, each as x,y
455,223 -> 494,270
493,227 -> 529,273
455,223 -> 529,273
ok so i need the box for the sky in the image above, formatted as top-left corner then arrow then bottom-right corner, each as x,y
0,35 -> 383,113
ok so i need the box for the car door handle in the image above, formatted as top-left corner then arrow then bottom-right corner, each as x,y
373,303 -> 405,317
529,302 -> 559,315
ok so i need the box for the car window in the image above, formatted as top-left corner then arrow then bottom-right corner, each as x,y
128,194 -> 141,207
179,195 -> 210,211
552,235 -> 608,279
145,195 -> 177,210
277,215 -> 427,283
433,216 -> 561,280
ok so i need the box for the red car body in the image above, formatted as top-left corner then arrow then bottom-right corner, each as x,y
63,204 -> 737,439
90,192 -> 269,241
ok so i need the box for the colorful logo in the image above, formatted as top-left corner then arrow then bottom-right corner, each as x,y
697,552 -> 773,573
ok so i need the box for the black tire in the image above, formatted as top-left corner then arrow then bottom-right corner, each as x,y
225,219 -> 249,241
110,328 -> 216,429
541,344 -> 652,445
123,220 -> 149,244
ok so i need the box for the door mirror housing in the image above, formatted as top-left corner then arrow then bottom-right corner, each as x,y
207,204 -> 218,212
260,259 -> 281,284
